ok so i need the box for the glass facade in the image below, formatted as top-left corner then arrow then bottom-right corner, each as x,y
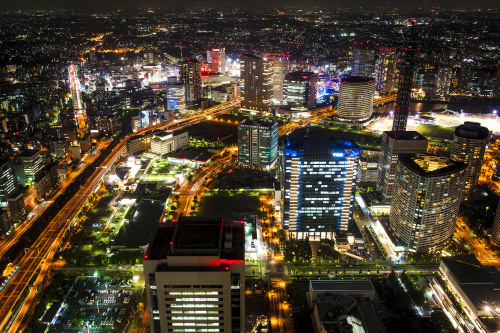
238,119 -> 278,170
284,139 -> 359,239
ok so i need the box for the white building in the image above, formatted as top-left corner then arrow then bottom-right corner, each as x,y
149,131 -> 189,156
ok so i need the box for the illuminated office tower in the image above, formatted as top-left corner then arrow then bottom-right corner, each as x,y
207,48 -> 226,73
284,72 -> 318,110
179,59 -> 202,109
283,128 -> 359,240
390,154 -> 466,252
0,158 -> 18,205
337,77 -> 375,122
458,58 -> 475,96
392,39 -> 418,133
352,43 -> 376,77
450,122 -> 489,201
18,149 -> 44,182
7,191 -> 26,222
376,131 -> 428,203
143,217 -> 245,333
166,77 -> 186,114
238,119 -> 279,170
240,54 -> 272,112
436,67 -> 452,99
376,47 -> 397,94
265,54 -> 289,104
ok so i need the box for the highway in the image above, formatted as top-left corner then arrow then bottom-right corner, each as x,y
0,98 -> 241,332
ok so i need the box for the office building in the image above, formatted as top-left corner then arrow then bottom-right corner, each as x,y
376,47 -> 397,94
458,58 -> 475,96
337,77 -> 375,122
240,54 -> 272,112
150,131 -> 189,156
179,59 -> 202,109
283,128 -> 359,239
143,217 -> 245,333
357,149 -> 379,183
492,199 -> 500,246
265,54 -> 289,104
238,119 -> 279,170
18,149 -> 44,183
284,72 -> 317,110
0,208 -> 10,235
390,154 -> 466,252
166,77 -> 186,114
376,131 -> 428,203
7,191 -> 27,222
496,59 -> 500,99
207,48 -> 226,73
0,159 -> 18,205
127,134 -> 151,155
351,43 -> 376,78
392,40 -> 419,133
450,122 -> 489,201
436,67 -> 452,99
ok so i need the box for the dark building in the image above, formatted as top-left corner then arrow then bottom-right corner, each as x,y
240,54 -> 271,112
284,71 -> 318,110
352,43 -> 376,78
238,119 -> 279,170
179,59 -> 202,109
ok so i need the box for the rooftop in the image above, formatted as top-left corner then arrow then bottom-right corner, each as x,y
455,121 -> 489,140
341,76 -> 373,84
399,153 -> 466,177
384,130 -> 427,141
239,118 -> 278,128
310,280 -> 375,292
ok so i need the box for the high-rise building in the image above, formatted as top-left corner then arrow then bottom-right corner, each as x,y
207,48 -> 226,73
238,119 -> 278,170
283,128 -> 359,239
284,72 -> 318,110
352,43 -> 376,78
0,208 -> 10,235
376,47 -> 397,94
390,154 -> 466,252
7,191 -> 26,222
143,217 -> 245,333
491,199 -> 500,246
240,54 -> 272,112
450,122 -> 489,201
458,58 -> 475,96
18,149 -> 44,183
337,77 -> 375,122
495,59 -> 500,100
179,59 -> 202,109
0,158 -> 18,205
376,131 -> 428,203
436,67 -> 452,99
166,77 -> 186,114
265,54 -> 289,104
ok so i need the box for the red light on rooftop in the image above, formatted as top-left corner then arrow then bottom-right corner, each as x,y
143,255 -> 148,260
170,241 -> 173,245
171,219 -> 177,223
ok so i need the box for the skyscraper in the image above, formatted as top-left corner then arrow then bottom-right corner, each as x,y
143,217 -> 245,333
166,77 -> 186,114
240,54 -> 272,112
450,122 -> 489,201
458,58 -> 475,96
491,199 -> 500,246
495,59 -> 500,100
207,48 -> 226,73
436,67 -> 452,99
18,149 -> 44,183
352,43 -> 376,78
376,47 -> 397,94
337,76 -> 375,122
179,59 -> 202,109
284,72 -> 318,110
283,128 -> 359,239
390,154 -> 466,252
265,54 -> 289,104
392,39 -> 419,133
0,158 -> 18,205
376,131 -> 428,203
238,119 -> 279,170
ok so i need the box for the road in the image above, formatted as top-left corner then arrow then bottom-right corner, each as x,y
0,98 -> 241,331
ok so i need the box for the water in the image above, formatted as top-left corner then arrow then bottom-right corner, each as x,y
375,100 -> 500,115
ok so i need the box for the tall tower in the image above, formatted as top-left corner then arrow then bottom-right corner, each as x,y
376,47 -> 397,94
392,34 -> 419,133
265,54 -> 289,104
390,154 -> 466,252
179,59 -> 202,109
337,76 -> 375,122
491,199 -> 500,246
284,72 -> 318,110
240,54 -> 272,112
450,122 -> 489,201
238,119 -> 279,170
283,127 -> 359,239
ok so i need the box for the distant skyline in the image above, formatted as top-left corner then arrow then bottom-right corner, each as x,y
1,0 -> 499,10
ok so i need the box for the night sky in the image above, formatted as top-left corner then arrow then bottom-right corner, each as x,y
0,0 -> 499,10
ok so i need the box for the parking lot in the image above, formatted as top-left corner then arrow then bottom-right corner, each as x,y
47,276 -> 139,332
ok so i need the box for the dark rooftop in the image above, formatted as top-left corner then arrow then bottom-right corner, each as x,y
455,121 -> 489,140
240,118 -> 278,128
19,149 -> 40,158
384,130 -> 427,141
341,76 -> 373,84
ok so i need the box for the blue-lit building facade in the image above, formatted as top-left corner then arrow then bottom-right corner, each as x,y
283,133 -> 359,240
